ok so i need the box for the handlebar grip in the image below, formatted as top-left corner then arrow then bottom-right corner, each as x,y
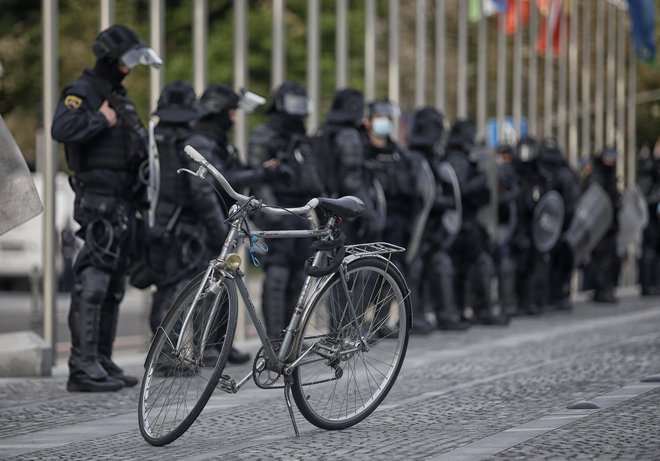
184,145 -> 208,165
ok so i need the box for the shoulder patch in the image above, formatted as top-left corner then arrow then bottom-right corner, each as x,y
64,95 -> 83,110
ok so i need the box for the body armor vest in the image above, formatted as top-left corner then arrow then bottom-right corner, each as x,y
155,125 -> 194,212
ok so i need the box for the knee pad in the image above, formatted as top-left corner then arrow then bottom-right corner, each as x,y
77,267 -> 111,305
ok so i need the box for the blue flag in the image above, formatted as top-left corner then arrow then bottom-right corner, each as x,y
628,0 -> 656,62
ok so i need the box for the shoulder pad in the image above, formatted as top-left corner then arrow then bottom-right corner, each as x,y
185,133 -> 217,163
61,78 -> 100,110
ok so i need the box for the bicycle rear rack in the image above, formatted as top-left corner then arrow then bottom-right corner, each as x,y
344,242 -> 405,256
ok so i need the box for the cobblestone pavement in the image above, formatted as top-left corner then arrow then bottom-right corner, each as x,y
1,291 -> 659,460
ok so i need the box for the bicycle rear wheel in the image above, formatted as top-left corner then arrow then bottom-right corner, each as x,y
291,256 -> 411,430
139,271 -> 238,446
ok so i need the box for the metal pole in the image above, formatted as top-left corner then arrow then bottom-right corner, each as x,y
234,0 -> 247,164
150,0 -> 165,111
365,0 -> 376,100
529,0 -> 538,136
568,0 -> 578,167
415,0 -> 427,108
272,0 -> 285,88
435,0 -> 446,112
476,10 -> 487,140
616,5 -> 626,182
193,0 -> 208,96
307,0 -> 320,131
43,0 -> 58,364
457,0 -> 468,118
336,0 -> 348,88
557,1 -> 567,149
627,40 -> 637,187
581,0 -> 591,158
389,0 -> 400,138
496,10 -> 506,144
594,0 -> 605,151
99,0 -> 114,29
605,2 -> 616,148
512,0 -> 523,138
543,0 -> 553,138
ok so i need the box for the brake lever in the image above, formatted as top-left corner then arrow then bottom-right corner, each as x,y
177,165 -> 208,179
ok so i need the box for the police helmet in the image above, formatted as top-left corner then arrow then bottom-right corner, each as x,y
515,137 -> 538,162
326,88 -> 364,124
153,81 -> 200,124
199,84 -> 240,117
446,119 -> 476,151
598,147 -> 618,165
92,24 -> 162,69
538,137 -> 563,159
407,107 -> 445,149
366,99 -> 400,120
269,81 -> 310,116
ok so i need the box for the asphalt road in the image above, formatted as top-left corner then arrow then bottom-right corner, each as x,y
1,287 -> 659,460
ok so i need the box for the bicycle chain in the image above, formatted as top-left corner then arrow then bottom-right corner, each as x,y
252,336 -> 344,390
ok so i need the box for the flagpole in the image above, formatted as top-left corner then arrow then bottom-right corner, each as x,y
543,0 -> 553,138
557,0 -> 567,149
594,0 -> 605,152
616,4 -> 626,182
457,0 -> 468,118
528,0 -> 538,136
496,7 -> 507,144
568,0 -> 578,167
435,0 -> 446,112
477,5 -> 488,140
581,0 -> 591,158
512,0 -> 523,140
415,0 -> 427,108
606,1 -> 616,148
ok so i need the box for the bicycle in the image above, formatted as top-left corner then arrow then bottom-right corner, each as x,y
138,145 -> 412,446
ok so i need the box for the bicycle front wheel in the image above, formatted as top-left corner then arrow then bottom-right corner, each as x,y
291,256 -> 411,430
139,271 -> 238,446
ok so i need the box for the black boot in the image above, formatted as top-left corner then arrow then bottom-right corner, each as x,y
99,355 -> 138,387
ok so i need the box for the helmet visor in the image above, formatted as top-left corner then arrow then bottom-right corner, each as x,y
239,90 -> 266,113
120,46 -> 163,69
369,101 -> 400,119
281,94 -> 310,116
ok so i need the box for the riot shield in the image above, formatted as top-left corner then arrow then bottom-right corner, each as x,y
406,157 -> 436,264
616,184 -> 648,257
564,183 -> 613,266
438,161 -> 462,248
0,115 -> 42,236
532,191 -> 565,253
147,116 -> 161,228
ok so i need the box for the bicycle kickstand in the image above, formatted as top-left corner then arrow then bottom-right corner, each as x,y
283,375 -> 300,437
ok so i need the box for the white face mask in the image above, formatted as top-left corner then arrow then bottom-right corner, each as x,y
372,117 -> 392,138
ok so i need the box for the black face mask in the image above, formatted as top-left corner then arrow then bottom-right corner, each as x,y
93,58 -> 127,87
269,113 -> 306,135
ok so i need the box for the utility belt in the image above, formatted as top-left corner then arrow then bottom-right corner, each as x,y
70,170 -> 136,199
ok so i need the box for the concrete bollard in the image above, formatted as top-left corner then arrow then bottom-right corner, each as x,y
0,331 -> 52,377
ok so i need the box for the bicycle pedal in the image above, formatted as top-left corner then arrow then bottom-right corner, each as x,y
216,374 -> 238,394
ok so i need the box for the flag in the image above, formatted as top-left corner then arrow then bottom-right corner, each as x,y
628,0 -> 656,62
470,0 -> 483,22
484,0 -> 509,16
536,0 -> 568,56
505,0 -> 531,35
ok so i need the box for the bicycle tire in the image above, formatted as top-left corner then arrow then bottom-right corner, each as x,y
291,256 -> 411,430
139,271 -> 238,446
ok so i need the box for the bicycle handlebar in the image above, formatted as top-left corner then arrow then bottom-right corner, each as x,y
183,144 -> 319,217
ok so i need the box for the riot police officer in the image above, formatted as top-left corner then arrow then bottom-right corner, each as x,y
51,24 -> 162,392
495,144 -> 520,317
637,141 -> 660,296
364,101 -> 437,336
586,148 -> 622,303
186,83 -> 271,364
248,81 -> 323,338
314,88 -> 380,244
443,120 -> 508,325
511,137 -> 547,315
147,81 -> 205,335
537,138 -> 581,311
407,107 -> 469,332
